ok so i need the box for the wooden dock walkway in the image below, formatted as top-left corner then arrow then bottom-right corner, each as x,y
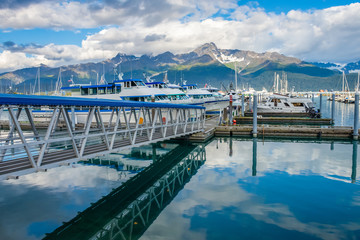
234,117 -> 332,125
215,125 -> 357,139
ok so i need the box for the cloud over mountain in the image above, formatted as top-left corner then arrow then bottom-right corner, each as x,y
0,1 -> 359,73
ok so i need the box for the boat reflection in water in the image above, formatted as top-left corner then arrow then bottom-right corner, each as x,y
228,137 -> 358,184
1,137 -> 359,240
44,143 -> 206,240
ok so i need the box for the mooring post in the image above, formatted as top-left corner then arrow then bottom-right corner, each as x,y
331,92 -> 335,125
352,140 -> 357,183
223,107 -> 228,125
319,93 -> 323,113
229,95 -> 233,125
253,93 -> 258,138
252,137 -> 257,176
353,92 -> 359,140
249,94 -> 252,112
241,94 -> 245,117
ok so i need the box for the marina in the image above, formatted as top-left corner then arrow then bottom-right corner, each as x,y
1,1 -> 360,239
1,88 -> 360,240
0,136 -> 359,239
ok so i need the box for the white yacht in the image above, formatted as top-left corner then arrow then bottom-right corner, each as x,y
145,81 -> 192,104
61,79 -> 170,103
33,78 -> 171,123
182,84 -> 229,111
257,94 -> 315,113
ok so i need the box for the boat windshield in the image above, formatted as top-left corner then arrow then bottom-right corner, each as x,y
123,81 -> 146,88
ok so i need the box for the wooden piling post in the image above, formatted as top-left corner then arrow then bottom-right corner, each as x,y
331,92 -> 335,125
223,107 -> 228,125
229,95 -> 233,125
241,94 -> 245,117
319,93 -> 323,113
249,94 -> 252,112
253,93 -> 258,137
353,92 -> 359,140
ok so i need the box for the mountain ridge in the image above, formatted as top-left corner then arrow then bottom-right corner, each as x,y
0,42 -> 357,92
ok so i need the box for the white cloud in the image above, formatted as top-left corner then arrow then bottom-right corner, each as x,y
1,2 -> 360,72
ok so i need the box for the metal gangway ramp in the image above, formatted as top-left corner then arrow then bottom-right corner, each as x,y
0,94 -> 205,180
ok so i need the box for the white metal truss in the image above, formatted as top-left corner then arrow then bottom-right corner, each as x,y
0,104 -> 205,179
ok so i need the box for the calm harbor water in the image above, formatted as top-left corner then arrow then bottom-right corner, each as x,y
0,137 -> 359,240
313,95 -> 360,127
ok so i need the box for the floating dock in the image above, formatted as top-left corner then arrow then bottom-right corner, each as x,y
244,112 -> 311,118
215,125 -> 356,139
234,117 -> 332,125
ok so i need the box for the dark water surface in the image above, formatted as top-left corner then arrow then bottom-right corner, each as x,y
0,138 -> 360,240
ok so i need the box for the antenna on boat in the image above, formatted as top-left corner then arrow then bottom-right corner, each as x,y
113,65 -> 117,82
163,71 -> 169,84
100,62 -> 107,84
234,62 -> 237,92
143,72 -> 151,83
55,67 -> 62,95
32,67 -> 41,95
130,57 -> 133,79
69,75 -> 74,85
118,72 -> 124,80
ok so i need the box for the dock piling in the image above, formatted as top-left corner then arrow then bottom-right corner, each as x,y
352,140 -> 357,183
319,93 -> 323,113
252,138 -> 257,176
353,92 -> 359,140
229,95 -> 233,125
241,94 -> 245,117
331,93 -> 335,125
253,93 -> 258,138
249,94 -> 252,112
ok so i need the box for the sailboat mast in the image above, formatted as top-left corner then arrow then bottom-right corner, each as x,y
342,72 -> 345,94
234,62 -> 237,92
38,68 -> 40,94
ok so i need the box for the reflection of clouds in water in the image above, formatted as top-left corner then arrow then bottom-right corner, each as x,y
0,164 -> 134,240
7,164 -> 123,190
240,202 -> 343,240
143,139 -> 359,240
144,163 -> 348,240
352,193 -> 360,206
206,139 -> 357,182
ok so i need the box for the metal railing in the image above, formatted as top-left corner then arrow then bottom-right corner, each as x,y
0,94 -> 205,179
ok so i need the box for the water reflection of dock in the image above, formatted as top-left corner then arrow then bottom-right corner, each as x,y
227,137 -> 358,183
44,143 -> 206,240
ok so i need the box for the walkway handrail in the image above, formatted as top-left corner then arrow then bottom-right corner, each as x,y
0,94 -> 205,179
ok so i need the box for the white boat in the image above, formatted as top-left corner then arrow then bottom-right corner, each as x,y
257,94 -> 315,113
62,78 -> 170,103
145,81 -> 192,104
182,84 -> 229,111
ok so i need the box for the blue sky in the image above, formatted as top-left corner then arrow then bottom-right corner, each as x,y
251,0 -> 357,12
0,0 -> 359,72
